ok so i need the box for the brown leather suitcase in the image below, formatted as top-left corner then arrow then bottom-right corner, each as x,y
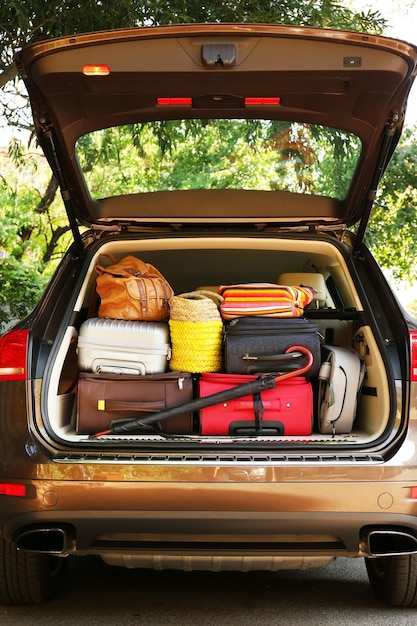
76,371 -> 193,435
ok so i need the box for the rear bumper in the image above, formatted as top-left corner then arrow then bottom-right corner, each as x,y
2,476 -> 417,560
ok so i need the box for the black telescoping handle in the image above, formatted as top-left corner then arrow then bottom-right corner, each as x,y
99,374 -> 277,436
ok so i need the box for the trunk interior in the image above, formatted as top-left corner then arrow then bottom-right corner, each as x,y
45,234 -> 391,448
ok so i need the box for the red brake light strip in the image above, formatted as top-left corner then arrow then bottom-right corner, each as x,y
245,97 -> 281,105
157,98 -> 192,106
157,97 -> 280,106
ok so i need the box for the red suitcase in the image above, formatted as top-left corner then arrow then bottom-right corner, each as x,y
199,372 -> 313,436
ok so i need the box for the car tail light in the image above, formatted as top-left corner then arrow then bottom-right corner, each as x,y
0,483 -> 26,497
0,329 -> 28,381
410,330 -> 417,382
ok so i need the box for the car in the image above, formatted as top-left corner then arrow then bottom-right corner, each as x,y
1,23 -> 417,607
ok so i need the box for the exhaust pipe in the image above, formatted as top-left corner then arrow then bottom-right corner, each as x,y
15,527 -> 75,555
361,528 -> 417,557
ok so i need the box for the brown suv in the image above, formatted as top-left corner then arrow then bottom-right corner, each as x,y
1,23 -> 417,606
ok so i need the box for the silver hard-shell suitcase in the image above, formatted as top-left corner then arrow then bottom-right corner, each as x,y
77,317 -> 171,375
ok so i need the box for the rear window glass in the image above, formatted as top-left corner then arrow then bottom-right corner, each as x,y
76,120 -> 361,200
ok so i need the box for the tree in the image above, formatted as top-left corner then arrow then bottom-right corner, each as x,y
366,126 -> 417,284
0,1 -> 395,327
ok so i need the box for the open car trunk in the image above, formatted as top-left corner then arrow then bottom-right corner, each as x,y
15,24 -> 414,454
42,232 -> 393,451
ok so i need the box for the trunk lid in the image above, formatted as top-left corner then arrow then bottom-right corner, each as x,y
15,24 -> 417,241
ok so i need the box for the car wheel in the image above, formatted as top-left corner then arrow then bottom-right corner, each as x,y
0,539 -> 68,605
365,554 -> 417,607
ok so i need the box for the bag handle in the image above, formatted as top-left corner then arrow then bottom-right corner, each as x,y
97,399 -> 166,413
194,290 -> 224,305
95,256 -> 159,279
242,350 -> 304,374
242,351 -> 303,362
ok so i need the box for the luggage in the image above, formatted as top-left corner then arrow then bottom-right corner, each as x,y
199,372 -> 313,436
224,316 -> 321,377
218,283 -> 314,320
76,371 -> 193,434
77,317 -> 171,375
169,291 -> 223,373
318,345 -> 366,434
92,345 -> 314,438
95,255 -> 173,321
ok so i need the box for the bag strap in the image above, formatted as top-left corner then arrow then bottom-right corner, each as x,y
131,257 -> 152,276
87,254 -> 118,317
95,256 -> 168,283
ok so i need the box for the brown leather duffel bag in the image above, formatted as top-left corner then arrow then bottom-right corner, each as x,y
95,255 -> 173,321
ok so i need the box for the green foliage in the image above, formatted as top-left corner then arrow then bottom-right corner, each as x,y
0,257 -> 47,330
0,146 -> 69,327
77,121 -> 360,200
365,127 -> 417,283
0,0 -> 387,48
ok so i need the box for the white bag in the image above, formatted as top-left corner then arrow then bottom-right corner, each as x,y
318,345 -> 365,434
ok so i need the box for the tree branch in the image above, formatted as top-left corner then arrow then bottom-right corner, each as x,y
42,225 -> 71,264
0,62 -> 18,89
36,174 -> 59,213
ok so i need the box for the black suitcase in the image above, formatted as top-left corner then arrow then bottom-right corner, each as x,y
224,317 -> 321,377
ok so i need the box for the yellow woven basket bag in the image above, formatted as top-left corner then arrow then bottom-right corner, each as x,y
169,291 -> 223,373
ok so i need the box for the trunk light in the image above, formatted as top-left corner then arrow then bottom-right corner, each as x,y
0,329 -> 28,381
410,330 -> 417,382
82,64 -> 110,76
411,486 -> 417,499
0,483 -> 26,497
245,97 -> 281,105
157,98 -> 192,106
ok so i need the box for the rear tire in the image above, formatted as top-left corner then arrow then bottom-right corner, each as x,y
0,539 -> 68,605
365,554 -> 417,607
